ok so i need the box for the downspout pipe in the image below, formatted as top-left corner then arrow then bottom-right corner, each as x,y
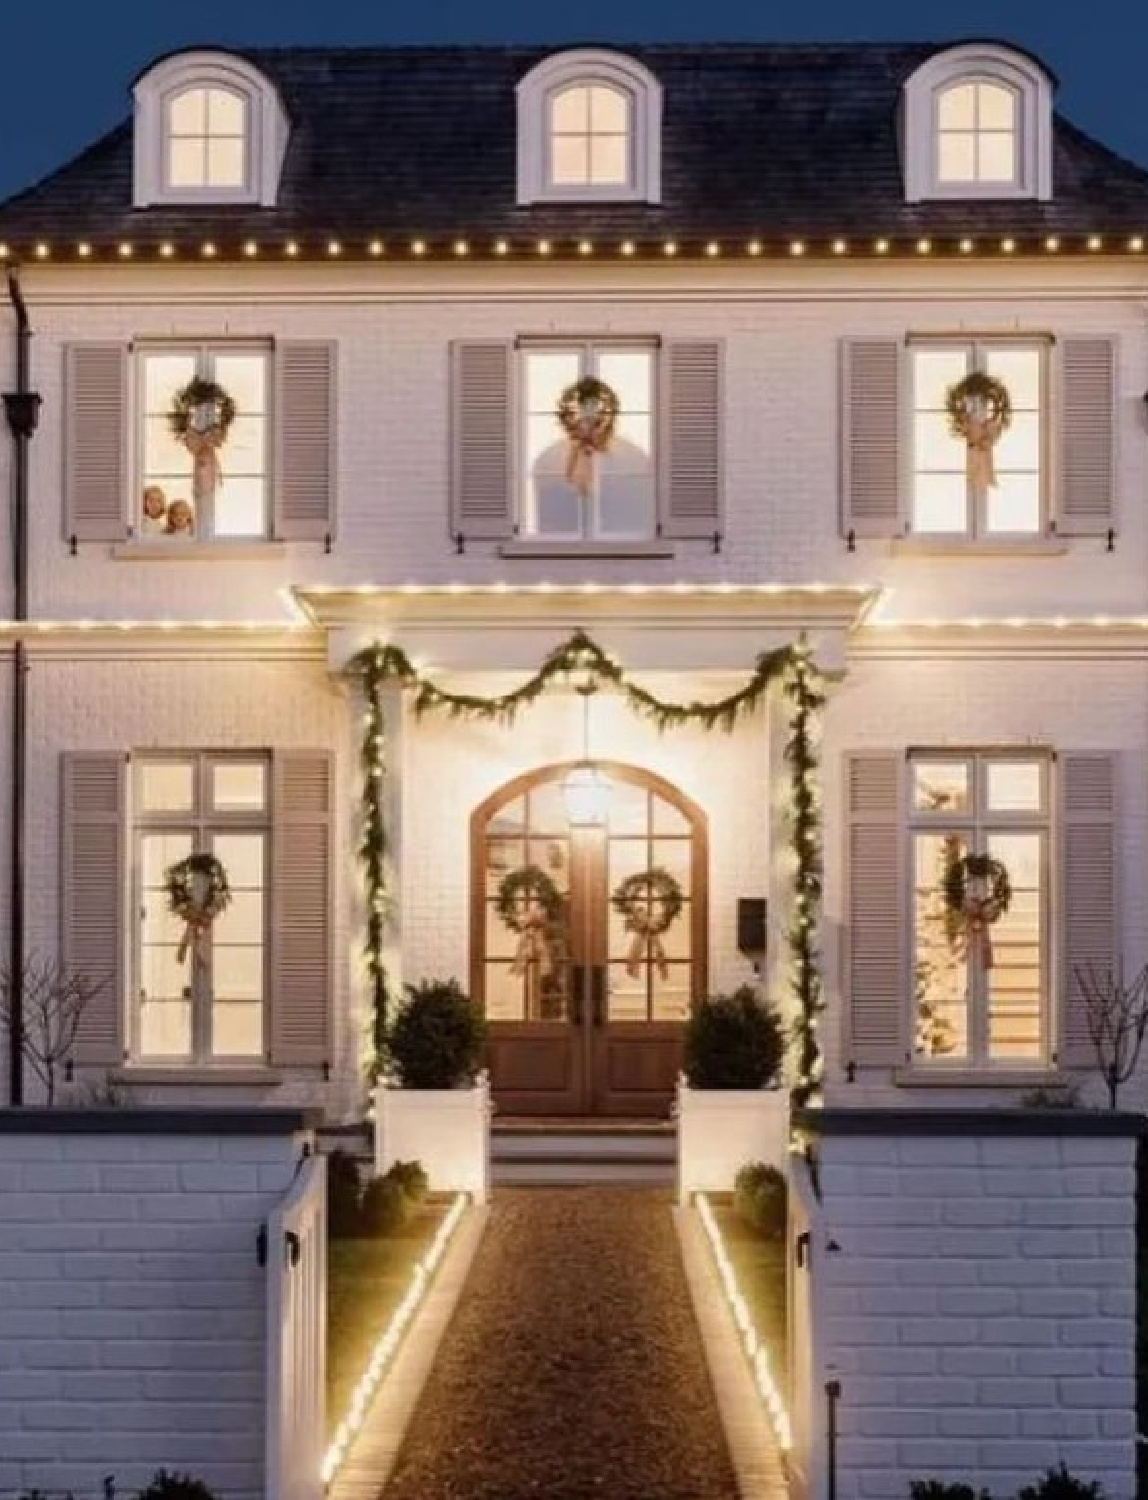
3,266 -> 42,1105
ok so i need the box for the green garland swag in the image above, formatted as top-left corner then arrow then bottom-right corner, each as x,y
495,866 -> 565,932
351,628 -> 825,1107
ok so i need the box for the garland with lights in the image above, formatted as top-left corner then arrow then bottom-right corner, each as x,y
350,628 -> 824,1104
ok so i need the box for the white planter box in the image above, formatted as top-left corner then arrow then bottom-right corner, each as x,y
676,1078 -> 789,1203
374,1073 -> 491,1204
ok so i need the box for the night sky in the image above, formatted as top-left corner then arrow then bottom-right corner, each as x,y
0,0 -> 1144,202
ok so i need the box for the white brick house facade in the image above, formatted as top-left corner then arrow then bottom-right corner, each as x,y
1,40 -> 1147,1117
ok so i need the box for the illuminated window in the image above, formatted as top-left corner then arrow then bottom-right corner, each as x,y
936,81 -> 1017,186
549,83 -> 632,188
166,86 -> 248,190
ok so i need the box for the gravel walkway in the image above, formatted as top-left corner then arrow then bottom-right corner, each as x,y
382,1188 -> 740,1500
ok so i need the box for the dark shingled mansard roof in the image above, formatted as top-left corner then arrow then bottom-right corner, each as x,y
2,41 -> 1148,253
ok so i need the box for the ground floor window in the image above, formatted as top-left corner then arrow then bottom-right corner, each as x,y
133,753 -> 268,1062
911,752 -> 1047,1065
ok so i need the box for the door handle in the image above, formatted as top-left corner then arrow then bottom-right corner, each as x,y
571,966 -> 585,1026
592,967 -> 607,1027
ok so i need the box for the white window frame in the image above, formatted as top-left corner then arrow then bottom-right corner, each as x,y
161,83 -> 252,197
130,752 -> 271,1067
517,337 -> 659,542
516,49 -> 662,204
908,749 -> 1052,1070
132,49 -> 289,208
907,335 -> 1051,540
901,43 -> 1053,202
134,340 -> 274,542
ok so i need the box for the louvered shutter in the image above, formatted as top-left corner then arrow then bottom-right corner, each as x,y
659,340 -> 723,540
274,341 -> 337,541
271,751 -> 333,1069
64,344 -> 129,543
61,752 -> 126,1067
840,339 -> 902,539
845,752 -> 907,1067
1056,338 -> 1117,536
1058,753 -> 1119,1068
450,341 -> 514,541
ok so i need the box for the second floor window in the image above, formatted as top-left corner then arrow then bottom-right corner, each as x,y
139,345 -> 270,540
910,340 -> 1045,536
548,83 -> 631,188
935,80 -> 1018,186
522,342 -> 656,540
165,86 -> 248,191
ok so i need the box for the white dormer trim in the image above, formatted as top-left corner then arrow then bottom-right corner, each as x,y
902,43 -> 1053,203
516,48 -> 662,205
133,50 -> 289,208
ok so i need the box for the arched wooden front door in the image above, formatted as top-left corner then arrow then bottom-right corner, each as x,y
470,763 -> 708,1117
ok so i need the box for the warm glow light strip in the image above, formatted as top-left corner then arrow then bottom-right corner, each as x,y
0,619 -> 310,634
864,614 -> 1148,631
299,581 -> 875,598
696,1193 -> 792,1453
320,1192 -> 470,1487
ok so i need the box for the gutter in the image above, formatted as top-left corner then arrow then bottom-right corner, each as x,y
3,267 -> 42,1105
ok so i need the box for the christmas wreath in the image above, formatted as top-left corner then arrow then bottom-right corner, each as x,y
496,865 -> 566,977
611,867 -> 685,979
942,853 -> 1011,970
945,372 -> 1012,490
556,376 -> 621,497
164,852 -> 232,964
169,378 -> 237,503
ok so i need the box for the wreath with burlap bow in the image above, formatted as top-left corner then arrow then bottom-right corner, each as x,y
942,853 -> 1011,970
169,378 -> 237,503
611,867 -> 684,980
496,866 -> 565,977
945,372 -> 1012,491
556,376 -> 620,498
164,852 -> 232,964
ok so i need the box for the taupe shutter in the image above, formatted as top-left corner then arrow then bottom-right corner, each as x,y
840,339 -> 902,539
275,341 -> 337,541
450,341 -> 514,542
64,344 -> 129,543
61,752 -> 126,1067
660,340 -> 723,540
1056,338 -> 1117,536
1059,753 -> 1119,1068
271,751 -> 333,1069
845,752 -> 907,1067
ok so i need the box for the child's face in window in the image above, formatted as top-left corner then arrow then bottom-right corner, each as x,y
143,487 -> 166,520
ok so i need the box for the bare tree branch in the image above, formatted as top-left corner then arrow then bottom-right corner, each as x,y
0,955 -> 109,1105
1073,961 -> 1148,1110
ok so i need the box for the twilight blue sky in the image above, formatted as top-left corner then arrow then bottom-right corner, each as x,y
0,0 -> 1145,202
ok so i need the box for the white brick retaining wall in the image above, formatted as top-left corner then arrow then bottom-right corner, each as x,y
791,1109 -> 1140,1500
0,1108 -> 316,1500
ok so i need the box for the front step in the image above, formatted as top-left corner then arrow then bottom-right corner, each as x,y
492,1123 -> 677,1186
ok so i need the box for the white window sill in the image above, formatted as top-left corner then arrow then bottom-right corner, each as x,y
113,542 -> 288,562
499,539 -> 676,559
113,1067 -> 284,1086
894,1066 -> 1066,1088
891,536 -> 1068,558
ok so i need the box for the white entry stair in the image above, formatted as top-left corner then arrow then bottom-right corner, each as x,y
491,1120 -> 676,1186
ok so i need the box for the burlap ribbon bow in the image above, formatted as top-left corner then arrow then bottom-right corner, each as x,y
564,406 -> 614,498
961,887 -> 1007,970
510,903 -> 554,978
181,424 -> 226,503
963,408 -> 1005,491
625,927 -> 670,981
176,911 -> 215,966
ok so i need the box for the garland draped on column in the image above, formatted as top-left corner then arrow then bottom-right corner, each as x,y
350,628 -> 825,1103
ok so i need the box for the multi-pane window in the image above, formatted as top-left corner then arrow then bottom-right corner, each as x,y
134,755 -> 268,1064
548,83 -> 631,188
522,342 -> 656,540
936,81 -> 1018,186
911,753 -> 1048,1067
166,86 -> 248,190
138,346 -> 270,540
910,342 -> 1045,536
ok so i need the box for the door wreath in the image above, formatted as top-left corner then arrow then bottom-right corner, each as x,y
169,377 -> 238,503
496,865 -> 565,977
164,852 -> 232,964
945,371 -> 1012,491
611,867 -> 684,979
942,853 -> 1011,970
556,376 -> 620,498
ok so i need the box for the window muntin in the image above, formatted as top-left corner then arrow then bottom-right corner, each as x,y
521,342 -> 656,541
911,753 -> 1048,1067
165,86 -> 248,191
134,754 -> 269,1065
910,341 -> 1045,537
936,81 -> 1018,186
138,346 -> 270,541
548,83 -> 632,188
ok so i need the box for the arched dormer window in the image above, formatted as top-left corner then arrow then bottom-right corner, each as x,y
902,43 -> 1053,202
133,50 -> 289,208
517,49 -> 661,204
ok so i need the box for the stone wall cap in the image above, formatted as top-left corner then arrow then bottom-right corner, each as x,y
0,1107 -> 322,1135
792,1106 -> 1148,1137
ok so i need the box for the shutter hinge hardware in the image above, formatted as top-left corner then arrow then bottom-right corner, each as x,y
69,534 -> 78,556
323,1059 -> 331,1082
256,1225 -> 268,1266
845,1061 -> 856,1083
795,1230 -> 812,1269
1107,528 -> 1115,552
324,533 -> 332,555
846,528 -> 856,554
711,531 -> 722,555
286,1230 -> 302,1267
454,533 -> 466,555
